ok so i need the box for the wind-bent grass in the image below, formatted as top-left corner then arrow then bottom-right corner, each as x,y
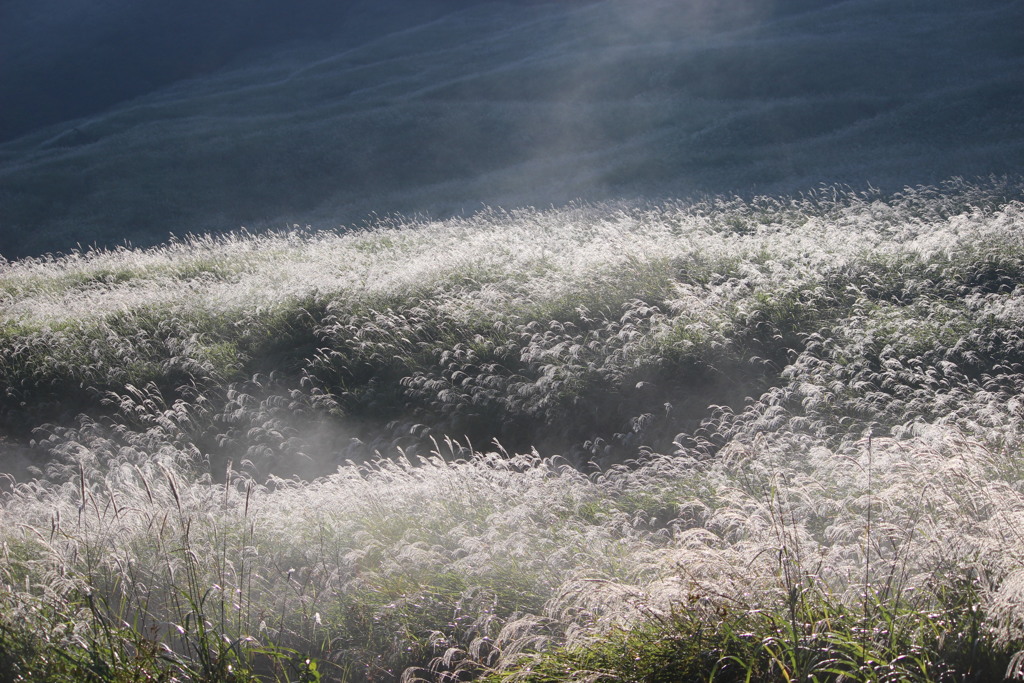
2,177 -> 1024,680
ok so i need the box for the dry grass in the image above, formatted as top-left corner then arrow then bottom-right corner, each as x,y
2,178 -> 1024,680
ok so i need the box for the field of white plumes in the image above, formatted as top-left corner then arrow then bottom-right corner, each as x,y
2,178 -> 1024,681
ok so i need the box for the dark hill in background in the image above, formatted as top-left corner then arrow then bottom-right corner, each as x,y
0,0 -> 477,143
1,0 -> 1022,259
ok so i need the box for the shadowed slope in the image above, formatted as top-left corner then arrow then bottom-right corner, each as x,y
1,0 -> 1021,258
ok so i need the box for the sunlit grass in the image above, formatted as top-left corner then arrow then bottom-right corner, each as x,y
2,177 -> 1024,680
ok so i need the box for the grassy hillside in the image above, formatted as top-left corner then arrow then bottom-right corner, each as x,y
2,177 -> 1024,680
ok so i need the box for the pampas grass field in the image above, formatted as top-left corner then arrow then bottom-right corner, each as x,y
3,177 -> 1024,681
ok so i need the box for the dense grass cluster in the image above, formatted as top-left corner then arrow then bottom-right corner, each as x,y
2,177 -> 1024,681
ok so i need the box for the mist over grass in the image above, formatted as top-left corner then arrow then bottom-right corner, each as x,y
2,179 -> 1024,680
3,2 -> 1023,678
